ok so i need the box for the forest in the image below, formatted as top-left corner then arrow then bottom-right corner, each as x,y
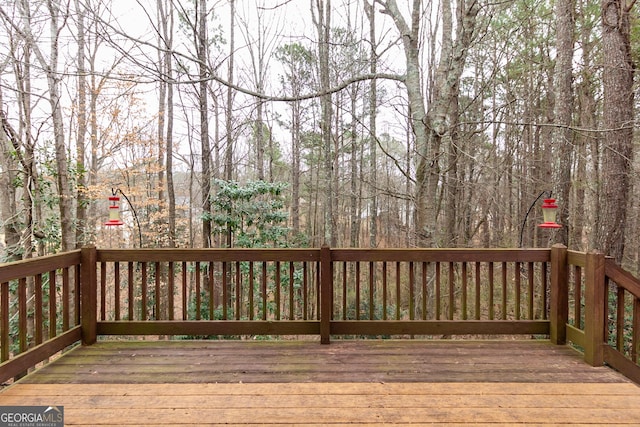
0,0 -> 637,269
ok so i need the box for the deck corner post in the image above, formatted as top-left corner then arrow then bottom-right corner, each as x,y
320,245 -> 333,344
583,251 -> 606,366
81,245 -> 98,345
549,244 -> 568,345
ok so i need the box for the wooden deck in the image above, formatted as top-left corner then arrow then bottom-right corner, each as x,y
2,340 -> 639,425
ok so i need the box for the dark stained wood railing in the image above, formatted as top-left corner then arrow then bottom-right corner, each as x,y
560,246 -> 640,383
1,245 -> 639,385
327,248 -> 551,337
0,251 -> 82,384
602,259 -> 640,383
91,248 -> 322,340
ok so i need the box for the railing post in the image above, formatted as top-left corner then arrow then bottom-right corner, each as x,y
583,251 -> 606,366
81,245 -> 97,345
320,245 -> 332,344
549,244 -> 568,345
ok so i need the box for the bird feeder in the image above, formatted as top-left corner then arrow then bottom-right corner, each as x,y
538,198 -> 562,229
104,195 -> 124,226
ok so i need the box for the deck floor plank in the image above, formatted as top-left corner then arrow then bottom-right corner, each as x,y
2,340 -> 639,425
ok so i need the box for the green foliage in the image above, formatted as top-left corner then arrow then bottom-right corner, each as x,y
274,42 -> 315,90
210,179 -> 291,248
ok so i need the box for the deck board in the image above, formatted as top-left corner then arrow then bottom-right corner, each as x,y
2,340 -> 639,425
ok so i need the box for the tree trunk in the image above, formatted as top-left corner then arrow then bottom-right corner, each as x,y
552,0 -> 576,247
224,0 -> 236,248
313,0 -> 335,246
164,4 -> 176,249
74,0 -> 88,248
364,0 -> 378,248
198,0 -> 212,248
598,0 -> 634,262
574,0 -> 598,251
0,106 -> 21,262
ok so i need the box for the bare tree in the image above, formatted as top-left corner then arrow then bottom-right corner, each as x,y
312,0 -> 335,246
380,0 -> 480,247
156,0 -> 176,247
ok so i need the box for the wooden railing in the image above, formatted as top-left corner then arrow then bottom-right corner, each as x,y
85,247 -> 552,343
0,251 -> 82,384
559,246 -> 640,383
1,245 -> 639,384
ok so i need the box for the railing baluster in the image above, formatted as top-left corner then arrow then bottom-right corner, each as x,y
155,262 -> 161,320
475,261 -> 482,320
633,297 -> 640,363
19,278 -> 27,353
461,262 -> 467,321
62,268 -> 70,331
35,273 -> 43,345
48,271 -> 56,339
249,262 -> 255,320
448,262 -> 455,320
341,262 -> 347,320
1,282 -> 8,362
195,262 -> 201,320
275,261 -> 281,320
208,261 -> 215,320
355,262 -> 361,320
617,286 -> 625,353
501,262 -> 507,320
382,262 -> 388,320
114,262 -> 121,321
181,262 -> 187,321
409,262 -> 415,320
435,262 -> 441,320
168,262 -> 175,321
395,261 -> 401,320
422,262 -> 428,320
289,262 -> 295,320
100,262 -> 106,321
261,261 -> 267,321
369,261 -> 375,321
236,261 -> 242,320
574,265 -> 582,329
515,262 -> 521,320
75,264 -> 81,326
128,262 -> 134,321
528,262 -> 534,320
303,262 -> 309,320
222,262 -> 228,320
141,262 -> 148,321
489,262 -> 495,320
542,262 -> 548,320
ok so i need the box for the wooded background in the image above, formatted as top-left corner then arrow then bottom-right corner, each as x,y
0,0 -> 637,268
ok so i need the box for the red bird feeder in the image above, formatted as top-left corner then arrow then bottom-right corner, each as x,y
104,195 -> 124,226
538,198 -> 562,229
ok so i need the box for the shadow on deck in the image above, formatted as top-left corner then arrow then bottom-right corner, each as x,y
2,339 -> 639,425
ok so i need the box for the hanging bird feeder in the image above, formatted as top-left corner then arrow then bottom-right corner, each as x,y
538,198 -> 562,229
104,195 -> 124,226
